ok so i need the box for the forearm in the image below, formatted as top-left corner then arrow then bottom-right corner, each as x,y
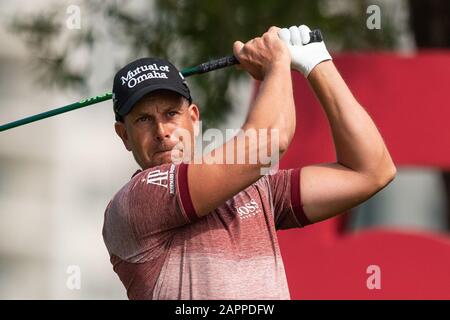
243,63 -> 296,153
308,61 -> 396,183
191,66 -> 295,216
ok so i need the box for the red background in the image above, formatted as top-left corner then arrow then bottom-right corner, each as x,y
277,52 -> 450,299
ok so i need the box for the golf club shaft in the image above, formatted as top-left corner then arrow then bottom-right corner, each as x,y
0,29 -> 322,132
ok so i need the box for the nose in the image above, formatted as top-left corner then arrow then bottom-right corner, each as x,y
154,121 -> 171,141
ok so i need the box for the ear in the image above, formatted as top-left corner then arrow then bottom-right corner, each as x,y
189,104 -> 200,137
114,121 -> 132,151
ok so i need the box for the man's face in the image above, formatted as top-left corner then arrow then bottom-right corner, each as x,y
115,90 -> 199,169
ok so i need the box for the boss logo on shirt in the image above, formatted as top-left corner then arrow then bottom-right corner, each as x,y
236,199 -> 261,220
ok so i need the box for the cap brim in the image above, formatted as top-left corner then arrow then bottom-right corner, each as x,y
118,84 -> 191,117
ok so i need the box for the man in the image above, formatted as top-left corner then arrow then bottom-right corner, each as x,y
102,25 -> 396,299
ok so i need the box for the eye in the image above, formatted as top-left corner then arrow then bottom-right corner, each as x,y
137,116 -> 150,123
167,111 -> 178,117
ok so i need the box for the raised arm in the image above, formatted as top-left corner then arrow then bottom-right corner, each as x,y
188,26 -> 296,216
300,60 -> 396,223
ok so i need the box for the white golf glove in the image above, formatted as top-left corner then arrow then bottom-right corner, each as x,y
278,25 -> 332,77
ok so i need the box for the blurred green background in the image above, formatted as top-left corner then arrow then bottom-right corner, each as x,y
11,0 -> 449,128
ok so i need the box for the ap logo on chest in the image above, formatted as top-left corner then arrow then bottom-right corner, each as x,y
145,165 -> 176,194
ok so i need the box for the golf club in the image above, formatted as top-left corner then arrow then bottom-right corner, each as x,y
0,29 -> 322,132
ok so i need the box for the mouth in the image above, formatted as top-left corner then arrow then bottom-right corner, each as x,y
155,149 -> 172,154
150,146 -> 185,166
154,147 -> 183,156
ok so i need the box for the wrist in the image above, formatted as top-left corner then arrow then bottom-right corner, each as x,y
265,58 -> 291,76
300,44 -> 333,77
307,60 -> 335,82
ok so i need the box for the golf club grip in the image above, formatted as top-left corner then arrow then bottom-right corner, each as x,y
196,29 -> 323,74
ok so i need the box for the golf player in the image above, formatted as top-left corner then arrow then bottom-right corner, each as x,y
102,25 -> 396,299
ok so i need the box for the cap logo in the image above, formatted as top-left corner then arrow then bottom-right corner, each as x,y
120,63 -> 170,89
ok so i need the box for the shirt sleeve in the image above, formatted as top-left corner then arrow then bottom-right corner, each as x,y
127,163 -> 199,236
103,163 -> 199,262
267,168 -> 312,230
